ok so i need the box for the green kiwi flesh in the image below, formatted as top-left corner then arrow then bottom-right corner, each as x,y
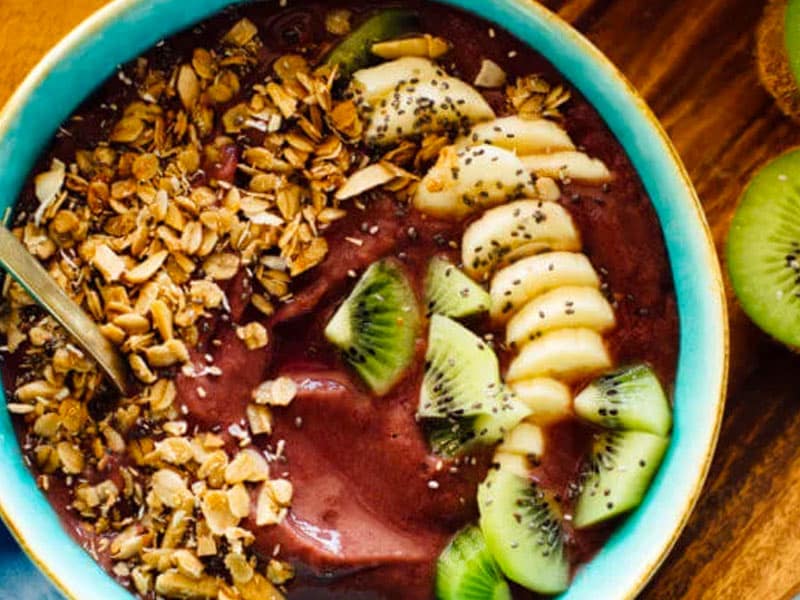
573,364 -> 672,436
478,468 -> 570,594
573,430 -> 669,529
325,259 -> 419,395
727,149 -> 800,348
418,315 -> 530,455
435,525 -> 512,600
425,256 -> 490,318
786,0 -> 800,90
419,314 -> 507,419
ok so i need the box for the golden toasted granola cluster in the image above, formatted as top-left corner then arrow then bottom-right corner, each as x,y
0,16 -> 382,598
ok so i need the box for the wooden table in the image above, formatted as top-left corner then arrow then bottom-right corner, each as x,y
0,0 -> 797,598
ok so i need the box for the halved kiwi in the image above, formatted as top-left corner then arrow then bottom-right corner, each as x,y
727,149 -> 800,348
573,430 -> 669,529
325,259 -> 420,395
478,468 -> 570,595
424,256 -> 490,318
573,364 -> 672,436
436,525 -> 512,600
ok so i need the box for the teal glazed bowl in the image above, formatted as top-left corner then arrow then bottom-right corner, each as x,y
0,0 -> 728,598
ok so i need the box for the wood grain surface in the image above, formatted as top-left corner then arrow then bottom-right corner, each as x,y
0,0 -> 797,598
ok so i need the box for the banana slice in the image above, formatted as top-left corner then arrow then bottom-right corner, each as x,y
506,286 -> 616,349
490,252 -> 600,322
414,144 -> 534,219
492,452 -> 530,478
509,378 -> 572,425
497,422 -> 545,458
462,200 -> 580,280
351,56 -> 439,102
457,116 -> 575,155
350,57 -> 495,145
506,328 -> 611,383
521,151 -> 612,182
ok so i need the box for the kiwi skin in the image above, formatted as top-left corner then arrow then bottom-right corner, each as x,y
757,0 -> 800,122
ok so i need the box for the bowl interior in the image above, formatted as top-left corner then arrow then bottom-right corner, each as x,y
0,1 -> 727,598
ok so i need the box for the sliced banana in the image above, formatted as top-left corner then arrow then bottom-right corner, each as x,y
350,56 -> 439,102
414,144 -> 534,219
457,116 -> 575,155
497,422 -> 545,458
492,452 -> 530,478
462,200 -> 580,280
350,57 -> 495,145
509,378 -> 572,425
506,328 -> 611,383
490,251 -> 600,322
506,286 -> 615,349
521,151 -> 612,183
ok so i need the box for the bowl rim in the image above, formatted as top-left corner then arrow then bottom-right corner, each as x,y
0,0 -> 728,599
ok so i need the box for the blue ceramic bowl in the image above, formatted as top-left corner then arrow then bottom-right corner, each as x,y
0,1 -> 728,598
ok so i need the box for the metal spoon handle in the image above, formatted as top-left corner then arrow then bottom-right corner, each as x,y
0,227 -> 130,395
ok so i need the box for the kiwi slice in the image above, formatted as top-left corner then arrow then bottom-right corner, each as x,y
727,149 -> 800,348
573,364 -> 672,436
325,259 -> 420,395
436,525 -> 512,600
418,314 -> 505,419
419,315 -> 530,455
424,256 -> 490,318
324,9 -> 419,78
478,468 -> 570,595
573,430 -> 669,529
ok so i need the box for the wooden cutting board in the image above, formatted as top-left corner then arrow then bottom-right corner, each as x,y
1,0 -> 798,598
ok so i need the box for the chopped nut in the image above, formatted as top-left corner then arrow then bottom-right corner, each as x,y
155,570 -> 219,599
266,559 -> 295,585
227,483 -> 251,519
56,441 -> 84,474
91,244 -> 126,282
223,18 -> 258,46
151,468 -> 193,508
225,448 -> 269,484
325,9 -> 352,35
252,376 -> 297,406
201,490 -> 239,534
113,312 -> 151,335
246,404 -> 272,435
236,322 -> 269,350
335,162 -> 396,200
225,552 -> 254,584
124,250 -> 168,284
145,339 -> 190,367
474,58 -> 507,88
202,252 -> 240,280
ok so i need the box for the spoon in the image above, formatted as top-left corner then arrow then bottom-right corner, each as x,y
0,226 -> 131,396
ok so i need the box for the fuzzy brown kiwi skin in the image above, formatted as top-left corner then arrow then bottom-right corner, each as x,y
757,0 -> 800,122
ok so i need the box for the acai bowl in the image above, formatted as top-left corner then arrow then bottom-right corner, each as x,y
0,1 -> 727,599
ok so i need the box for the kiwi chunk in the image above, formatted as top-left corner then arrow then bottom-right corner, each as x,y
727,149 -> 800,347
425,256 -> 490,318
324,9 -> 419,78
418,314 -> 505,419
325,259 -> 419,395
478,468 -> 570,595
573,430 -> 669,529
573,364 -> 672,436
419,315 -> 530,455
436,525 -> 512,600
